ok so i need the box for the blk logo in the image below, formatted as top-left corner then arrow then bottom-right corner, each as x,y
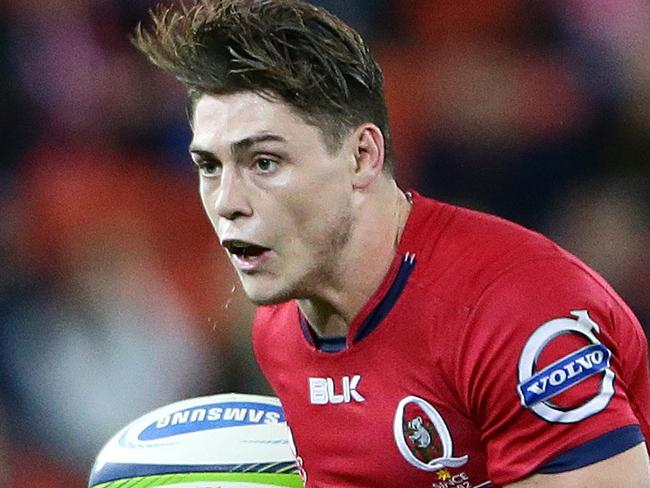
308,375 -> 365,405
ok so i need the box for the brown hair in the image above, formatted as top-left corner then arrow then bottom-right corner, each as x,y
133,0 -> 393,172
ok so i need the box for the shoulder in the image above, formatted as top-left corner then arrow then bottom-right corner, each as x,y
466,252 -> 636,338
453,245 -> 642,380
409,194 -> 591,310
252,302 -> 296,337
252,302 -> 297,357
403,194 -> 643,339
432,199 -> 564,272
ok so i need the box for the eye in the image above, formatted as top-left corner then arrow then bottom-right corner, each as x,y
195,160 -> 222,178
254,157 -> 278,174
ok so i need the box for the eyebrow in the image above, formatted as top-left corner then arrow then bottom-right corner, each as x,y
189,133 -> 287,160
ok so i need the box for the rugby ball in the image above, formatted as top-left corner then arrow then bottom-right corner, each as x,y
88,393 -> 302,488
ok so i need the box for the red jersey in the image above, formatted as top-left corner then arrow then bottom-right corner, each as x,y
253,192 -> 650,487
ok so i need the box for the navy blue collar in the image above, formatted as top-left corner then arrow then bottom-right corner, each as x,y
299,253 -> 416,353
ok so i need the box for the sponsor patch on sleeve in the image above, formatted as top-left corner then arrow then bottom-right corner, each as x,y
516,310 -> 615,423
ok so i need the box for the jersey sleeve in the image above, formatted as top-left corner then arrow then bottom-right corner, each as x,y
457,257 -> 650,485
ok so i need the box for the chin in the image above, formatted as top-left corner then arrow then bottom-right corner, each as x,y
246,291 -> 295,306
240,278 -> 296,306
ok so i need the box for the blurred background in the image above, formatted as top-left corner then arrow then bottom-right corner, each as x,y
0,0 -> 648,485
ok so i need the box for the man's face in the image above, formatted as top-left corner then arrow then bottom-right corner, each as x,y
190,92 -> 356,304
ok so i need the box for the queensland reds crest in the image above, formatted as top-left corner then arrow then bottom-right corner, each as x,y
517,310 -> 615,423
393,396 -> 468,471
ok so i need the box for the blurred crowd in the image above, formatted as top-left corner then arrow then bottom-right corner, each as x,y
0,1 -> 648,486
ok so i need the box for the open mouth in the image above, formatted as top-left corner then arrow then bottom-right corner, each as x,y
222,240 -> 271,258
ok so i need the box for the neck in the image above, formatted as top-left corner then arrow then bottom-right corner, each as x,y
297,181 -> 411,337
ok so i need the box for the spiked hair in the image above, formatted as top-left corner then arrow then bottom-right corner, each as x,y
133,0 -> 393,171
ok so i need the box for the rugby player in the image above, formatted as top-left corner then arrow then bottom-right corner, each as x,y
134,1 -> 650,486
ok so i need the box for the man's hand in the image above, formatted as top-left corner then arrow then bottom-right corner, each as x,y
506,443 -> 650,487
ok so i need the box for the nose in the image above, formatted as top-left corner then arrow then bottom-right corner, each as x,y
212,168 -> 253,221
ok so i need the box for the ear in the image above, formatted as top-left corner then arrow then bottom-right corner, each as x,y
351,123 -> 385,190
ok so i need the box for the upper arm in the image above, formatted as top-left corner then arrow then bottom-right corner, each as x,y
458,258 -> 650,484
505,443 -> 650,487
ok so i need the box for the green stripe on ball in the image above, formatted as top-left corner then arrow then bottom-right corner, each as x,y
93,472 -> 303,487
